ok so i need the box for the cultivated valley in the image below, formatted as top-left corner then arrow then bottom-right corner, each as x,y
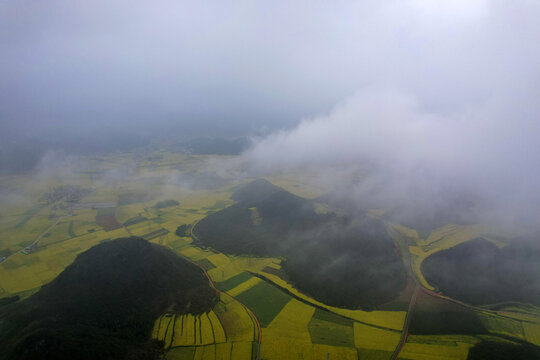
1,151 -> 540,360
3,1 -> 540,358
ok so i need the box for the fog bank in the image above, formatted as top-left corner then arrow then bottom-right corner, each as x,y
242,1 -> 540,231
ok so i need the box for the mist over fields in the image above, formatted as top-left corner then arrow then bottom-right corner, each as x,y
242,85 -> 540,232
3,2 -> 540,358
1,0 -> 540,232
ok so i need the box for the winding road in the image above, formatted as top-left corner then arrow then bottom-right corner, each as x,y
390,230 -> 533,360
189,220 -> 263,360
391,283 -> 418,360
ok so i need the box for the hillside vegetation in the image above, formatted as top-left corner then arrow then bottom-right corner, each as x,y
0,237 -> 218,360
422,237 -> 540,305
195,179 -> 406,309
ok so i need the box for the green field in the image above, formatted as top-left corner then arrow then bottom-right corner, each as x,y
195,258 -> 216,271
235,281 -> 292,327
215,272 -> 252,292
357,348 -> 394,359
308,309 -> 355,347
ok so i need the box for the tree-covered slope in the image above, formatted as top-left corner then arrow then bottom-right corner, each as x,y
422,237 -> 540,305
195,179 -> 406,310
0,237 -> 218,360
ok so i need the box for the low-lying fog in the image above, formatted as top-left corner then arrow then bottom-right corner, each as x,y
1,0 -> 539,233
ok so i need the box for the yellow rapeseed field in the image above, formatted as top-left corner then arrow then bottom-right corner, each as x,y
208,310 -> 227,343
260,299 -> 316,359
257,271 -> 406,330
353,322 -> 401,351
215,300 -> 255,342
312,344 -> 358,360
207,262 -> 242,282
230,341 -> 253,359
478,312 -> 525,340
228,255 -> 278,273
227,277 -> 261,297
264,299 -> 315,341
523,321 -> 540,346
116,204 -> 146,224
261,338 -> 313,359
399,341 -> 474,360
207,253 -> 230,268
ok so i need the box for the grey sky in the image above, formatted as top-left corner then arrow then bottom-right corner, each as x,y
1,0 -> 367,137
4,1 -> 535,137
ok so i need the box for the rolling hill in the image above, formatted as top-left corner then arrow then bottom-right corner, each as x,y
422,236 -> 540,305
0,237 -> 218,360
194,179 -> 407,310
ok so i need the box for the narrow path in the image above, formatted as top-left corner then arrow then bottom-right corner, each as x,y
31,216 -> 66,248
390,228 -> 533,359
418,286 -> 529,322
203,268 -> 263,358
391,283 -> 418,360
251,272 -> 401,333
181,221 -> 262,360
179,254 -> 262,359
123,224 -> 133,236
1,215 -> 66,264
389,229 -> 422,360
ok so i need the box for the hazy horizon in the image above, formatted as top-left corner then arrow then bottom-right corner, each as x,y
2,0 -> 540,231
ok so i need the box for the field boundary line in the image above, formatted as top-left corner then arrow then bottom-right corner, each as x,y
2,215 -> 67,264
177,225 -> 262,360
391,282 -> 418,360
250,271 -> 403,333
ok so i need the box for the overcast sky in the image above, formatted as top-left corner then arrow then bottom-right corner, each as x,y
0,0 -> 377,138
3,1 -> 536,138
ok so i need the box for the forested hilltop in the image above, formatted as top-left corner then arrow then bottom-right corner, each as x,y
422,236 -> 540,305
0,237 -> 218,360
194,179 -> 407,309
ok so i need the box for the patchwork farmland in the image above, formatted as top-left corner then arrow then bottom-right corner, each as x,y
2,151 -> 540,359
